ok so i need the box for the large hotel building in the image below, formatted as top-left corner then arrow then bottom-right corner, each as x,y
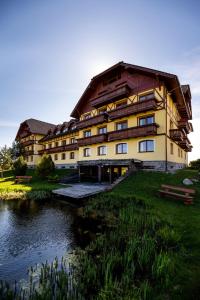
16,62 -> 193,182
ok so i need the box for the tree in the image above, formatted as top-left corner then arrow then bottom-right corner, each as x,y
189,159 -> 200,170
0,145 -> 12,177
11,140 -> 25,160
13,156 -> 27,176
35,154 -> 55,179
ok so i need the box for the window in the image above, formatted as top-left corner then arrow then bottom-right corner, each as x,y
61,153 -> 66,160
98,126 -> 107,134
116,121 -> 127,130
139,115 -> 154,126
139,140 -> 154,152
71,125 -> 76,130
54,154 -> 58,160
31,156 -> 33,162
98,146 -> 107,156
84,130 -> 91,138
181,150 -> 183,158
103,72 -> 121,86
84,113 -> 91,120
48,143 -> 52,149
178,148 -> 180,157
70,138 -> 76,144
55,142 -> 59,147
70,152 -> 75,159
170,143 -> 174,155
139,92 -> 154,102
116,143 -> 128,154
62,140 -> 66,146
98,107 -> 107,115
83,148 -> 91,157
63,128 -> 68,133
115,100 -> 127,108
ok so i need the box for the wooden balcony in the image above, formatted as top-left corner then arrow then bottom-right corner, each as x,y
22,140 -> 35,146
169,129 -> 184,141
77,114 -> 108,129
25,150 -> 34,156
177,119 -> 192,134
179,137 -> 192,152
108,99 -> 157,120
90,84 -> 130,108
178,104 -> 192,120
38,143 -> 78,155
108,124 -> 158,142
77,134 -> 107,147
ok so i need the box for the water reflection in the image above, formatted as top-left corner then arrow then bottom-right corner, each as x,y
0,199 -> 77,282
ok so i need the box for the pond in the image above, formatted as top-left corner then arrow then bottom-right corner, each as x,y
0,199 -> 80,283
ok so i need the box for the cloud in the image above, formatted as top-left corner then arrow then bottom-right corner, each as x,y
0,120 -> 18,128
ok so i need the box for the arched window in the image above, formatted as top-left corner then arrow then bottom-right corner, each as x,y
139,140 -> 154,152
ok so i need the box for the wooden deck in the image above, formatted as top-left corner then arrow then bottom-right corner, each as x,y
52,183 -> 110,199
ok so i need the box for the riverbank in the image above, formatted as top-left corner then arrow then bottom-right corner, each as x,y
0,169 -> 199,299
0,169 -> 72,200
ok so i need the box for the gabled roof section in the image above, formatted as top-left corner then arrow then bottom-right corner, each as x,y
16,118 -> 56,140
39,119 -> 78,142
70,61 -> 180,118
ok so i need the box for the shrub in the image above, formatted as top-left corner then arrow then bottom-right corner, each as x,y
13,156 -> 27,176
35,154 -> 55,179
189,159 -> 200,170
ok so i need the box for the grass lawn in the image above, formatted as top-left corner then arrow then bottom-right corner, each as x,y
0,168 -> 199,299
109,169 -> 200,299
0,169 -> 76,197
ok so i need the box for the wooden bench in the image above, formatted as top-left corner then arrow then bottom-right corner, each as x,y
15,176 -> 32,183
159,184 -> 195,205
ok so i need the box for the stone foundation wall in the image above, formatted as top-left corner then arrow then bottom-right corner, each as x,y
55,163 -> 77,169
142,161 -> 186,172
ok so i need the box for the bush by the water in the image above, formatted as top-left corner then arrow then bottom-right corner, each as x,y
13,156 -> 27,176
36,154 -> 55,178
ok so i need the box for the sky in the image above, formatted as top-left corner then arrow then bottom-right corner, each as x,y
0,0 -> 199,161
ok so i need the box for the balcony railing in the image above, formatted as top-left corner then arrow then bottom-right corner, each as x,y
108,123 -> 158,142
178,104 -> 192,120
108,99 -> 157,120
169,129 -> 184,141
22,140 -> 35,146
90,84 -> 130,108
77,134 -> 107,147
25,150 -> 34,156
77,114 -> 108,129
178,119 -> 193,134
38,143 -> 78,155
179,137 -> 192,152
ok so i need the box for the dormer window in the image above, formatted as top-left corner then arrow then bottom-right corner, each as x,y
63,128 -> 68,133
56,130 -> 60,135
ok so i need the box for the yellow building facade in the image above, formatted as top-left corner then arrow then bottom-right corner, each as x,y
16,62 -> 193,180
